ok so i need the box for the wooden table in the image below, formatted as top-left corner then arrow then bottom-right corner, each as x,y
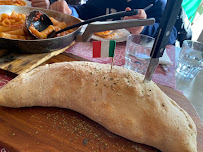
0,52 -> 203,152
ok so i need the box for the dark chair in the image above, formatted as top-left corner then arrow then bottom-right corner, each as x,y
174,6 -> 192,47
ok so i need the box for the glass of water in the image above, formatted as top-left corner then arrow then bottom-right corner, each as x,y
124,34 -> 154,74
176,40 -> 203,78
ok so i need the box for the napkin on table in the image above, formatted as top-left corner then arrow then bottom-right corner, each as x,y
159,50 -> 173,65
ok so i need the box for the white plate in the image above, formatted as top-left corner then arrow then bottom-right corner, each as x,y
91,29 -> 130,42
24,0 -> 32,7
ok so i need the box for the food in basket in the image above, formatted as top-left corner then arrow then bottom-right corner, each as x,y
0,61 -> 197,152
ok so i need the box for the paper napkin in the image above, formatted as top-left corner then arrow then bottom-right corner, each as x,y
159,50 -> 173,65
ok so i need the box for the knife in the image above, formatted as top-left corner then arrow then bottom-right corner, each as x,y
144,0 -> 183,82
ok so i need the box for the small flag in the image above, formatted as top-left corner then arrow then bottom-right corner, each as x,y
93,40 -> 116,58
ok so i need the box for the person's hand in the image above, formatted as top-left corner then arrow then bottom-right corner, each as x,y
31,0 -> 50,9
50,0 -> 72,15
123,7 -> 147,34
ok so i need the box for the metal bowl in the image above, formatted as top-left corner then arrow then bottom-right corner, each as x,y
0,5 -> 82,53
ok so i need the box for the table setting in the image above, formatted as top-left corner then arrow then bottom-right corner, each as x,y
0,37 -> 203,152
65,42 -> 176,88
0,0 -> 203,152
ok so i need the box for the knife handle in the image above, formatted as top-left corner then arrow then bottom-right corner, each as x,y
150,0 -> 183,58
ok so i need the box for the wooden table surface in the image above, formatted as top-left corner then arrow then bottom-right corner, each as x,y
0,52 -> 203,152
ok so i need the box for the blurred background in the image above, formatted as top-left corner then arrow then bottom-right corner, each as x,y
68,0 -> 203,45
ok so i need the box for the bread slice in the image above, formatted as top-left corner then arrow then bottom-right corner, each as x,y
0,61 -> 197,152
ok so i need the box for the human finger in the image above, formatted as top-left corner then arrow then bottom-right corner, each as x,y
31,0 -> 47,4
57,1 -> 72,14
59,1 -> 67,12
32,0 -> 49,9
124,8 -> 147,20
32,2 -> 46,8
136,9 -> 147,19
50,2 -> 60,12
125,7 -> 131,11
123,7 -> 131,20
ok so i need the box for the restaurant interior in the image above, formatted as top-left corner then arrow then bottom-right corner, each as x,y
0,0 -> 202,151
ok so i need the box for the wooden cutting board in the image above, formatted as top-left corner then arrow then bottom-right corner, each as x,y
0,84 -> 202,152
0,42 -> 75,75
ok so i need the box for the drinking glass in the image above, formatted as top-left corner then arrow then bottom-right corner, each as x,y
176,40 -> 203,78
124,34 -> 154,74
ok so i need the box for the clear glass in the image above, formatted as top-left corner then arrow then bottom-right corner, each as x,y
124,34 -> 154,74
176,40 -> 203,78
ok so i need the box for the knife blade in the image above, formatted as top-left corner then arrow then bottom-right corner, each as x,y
144,0 -> 183,82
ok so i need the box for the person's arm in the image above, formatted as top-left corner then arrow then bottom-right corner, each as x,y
123,8 -> 147,35
50,0 -> 78,18
31,0 -> 50,9
141,23 -> 177,45
125,0 -> 177,45
74,0 -> 177,44
141,0 -> 177,45
69,5 -> 79,18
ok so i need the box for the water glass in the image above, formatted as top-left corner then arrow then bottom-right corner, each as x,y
124,34 -> 154,74
176,40 -> 203,78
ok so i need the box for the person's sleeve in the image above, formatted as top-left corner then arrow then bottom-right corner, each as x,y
73,5 -> 94,19
141,23 -> 177,45
68,5 -> 79,18
73,0 -> 107,20
50,0 -> 79,18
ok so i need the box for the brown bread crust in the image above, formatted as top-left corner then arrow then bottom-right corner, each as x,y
0,61 -> 197,152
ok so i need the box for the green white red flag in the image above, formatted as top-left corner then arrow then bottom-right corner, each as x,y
93,40 -> 116,58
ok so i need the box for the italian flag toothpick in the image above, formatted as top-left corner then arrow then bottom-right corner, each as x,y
93,40 -> 116,72
93,40 -> 116,58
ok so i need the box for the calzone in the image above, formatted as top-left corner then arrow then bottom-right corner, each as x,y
0,61 -> 197,152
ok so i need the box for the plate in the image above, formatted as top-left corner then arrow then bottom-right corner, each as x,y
24,0 -> 32,7
92,29 -> 130,42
